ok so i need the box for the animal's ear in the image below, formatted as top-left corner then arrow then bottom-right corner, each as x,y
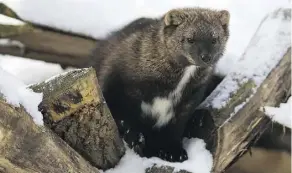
218,10 -> 230,26
164,9 -> 187,26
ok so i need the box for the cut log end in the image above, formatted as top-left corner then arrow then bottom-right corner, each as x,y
30,68 -> 126,170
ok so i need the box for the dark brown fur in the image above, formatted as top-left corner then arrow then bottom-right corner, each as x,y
89,7 -> 230,162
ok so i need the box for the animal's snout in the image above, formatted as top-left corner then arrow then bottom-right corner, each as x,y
200,54 -> 212,63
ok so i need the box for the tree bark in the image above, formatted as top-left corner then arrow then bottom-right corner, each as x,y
0,95 -> 100,173
146,165 -> 191,173
29,68 -> 125,170
0,67 -> 126,172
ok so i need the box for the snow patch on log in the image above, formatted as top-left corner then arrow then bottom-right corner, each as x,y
0,54 -> 70,85
0,67 -> 43,125
103,138 -> 213,173
262,97 -> 292,129
43,68 -> 87,83
204,8 -> 291,111
0,38 -> 25,55
30,68 -> 89,93
0,38 -> 24,48
0,14 -> 24,25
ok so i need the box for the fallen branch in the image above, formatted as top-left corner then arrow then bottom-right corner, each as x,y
0,3 -> 97,68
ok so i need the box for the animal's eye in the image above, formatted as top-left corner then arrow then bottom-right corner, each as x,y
187,38 -> 195,43
211,38 -> 217,44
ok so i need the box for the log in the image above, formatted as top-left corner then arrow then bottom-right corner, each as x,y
0,67 -> 126,172
183,8 -> 291,173
29,68 -> 125,170
0,90 -> 100,173
0,3 -> 97,68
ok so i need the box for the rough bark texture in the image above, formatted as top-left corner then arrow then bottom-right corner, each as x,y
0,3 -> 97,68
30,68 -> 125,170
0,97 -> 100,173
146,165 -> 191,173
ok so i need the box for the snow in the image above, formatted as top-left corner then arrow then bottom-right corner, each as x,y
205,8 -> 291,110
0,54 -> 70,85
43,68 -> 78,83
103,138 -> 213,173
263,97 -> 292,129
0,14 -> 24,25
1,0 -> 290,75
0,67 -> 43,125
0,39 -> 25,51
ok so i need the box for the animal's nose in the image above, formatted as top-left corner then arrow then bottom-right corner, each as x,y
200,54 -> 212,63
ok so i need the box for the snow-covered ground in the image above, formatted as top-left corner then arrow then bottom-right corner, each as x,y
103,138 -> 212,173
0,0 -> 291,173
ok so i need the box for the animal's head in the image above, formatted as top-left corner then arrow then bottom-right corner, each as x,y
162,8 -> 230,67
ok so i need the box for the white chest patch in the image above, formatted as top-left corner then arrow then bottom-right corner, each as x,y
141,65 -> 197,128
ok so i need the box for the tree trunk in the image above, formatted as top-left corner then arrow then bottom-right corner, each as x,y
0,94 -> 100,173
0,67 -> 126,172
29,68 -> 126,170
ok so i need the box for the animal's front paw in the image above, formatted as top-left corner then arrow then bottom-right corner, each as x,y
115,119 -> 145,155
124,129 -> 145,147
143,144 -> 188,162
123,128 -> 145,155
157,147 -> 188,162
